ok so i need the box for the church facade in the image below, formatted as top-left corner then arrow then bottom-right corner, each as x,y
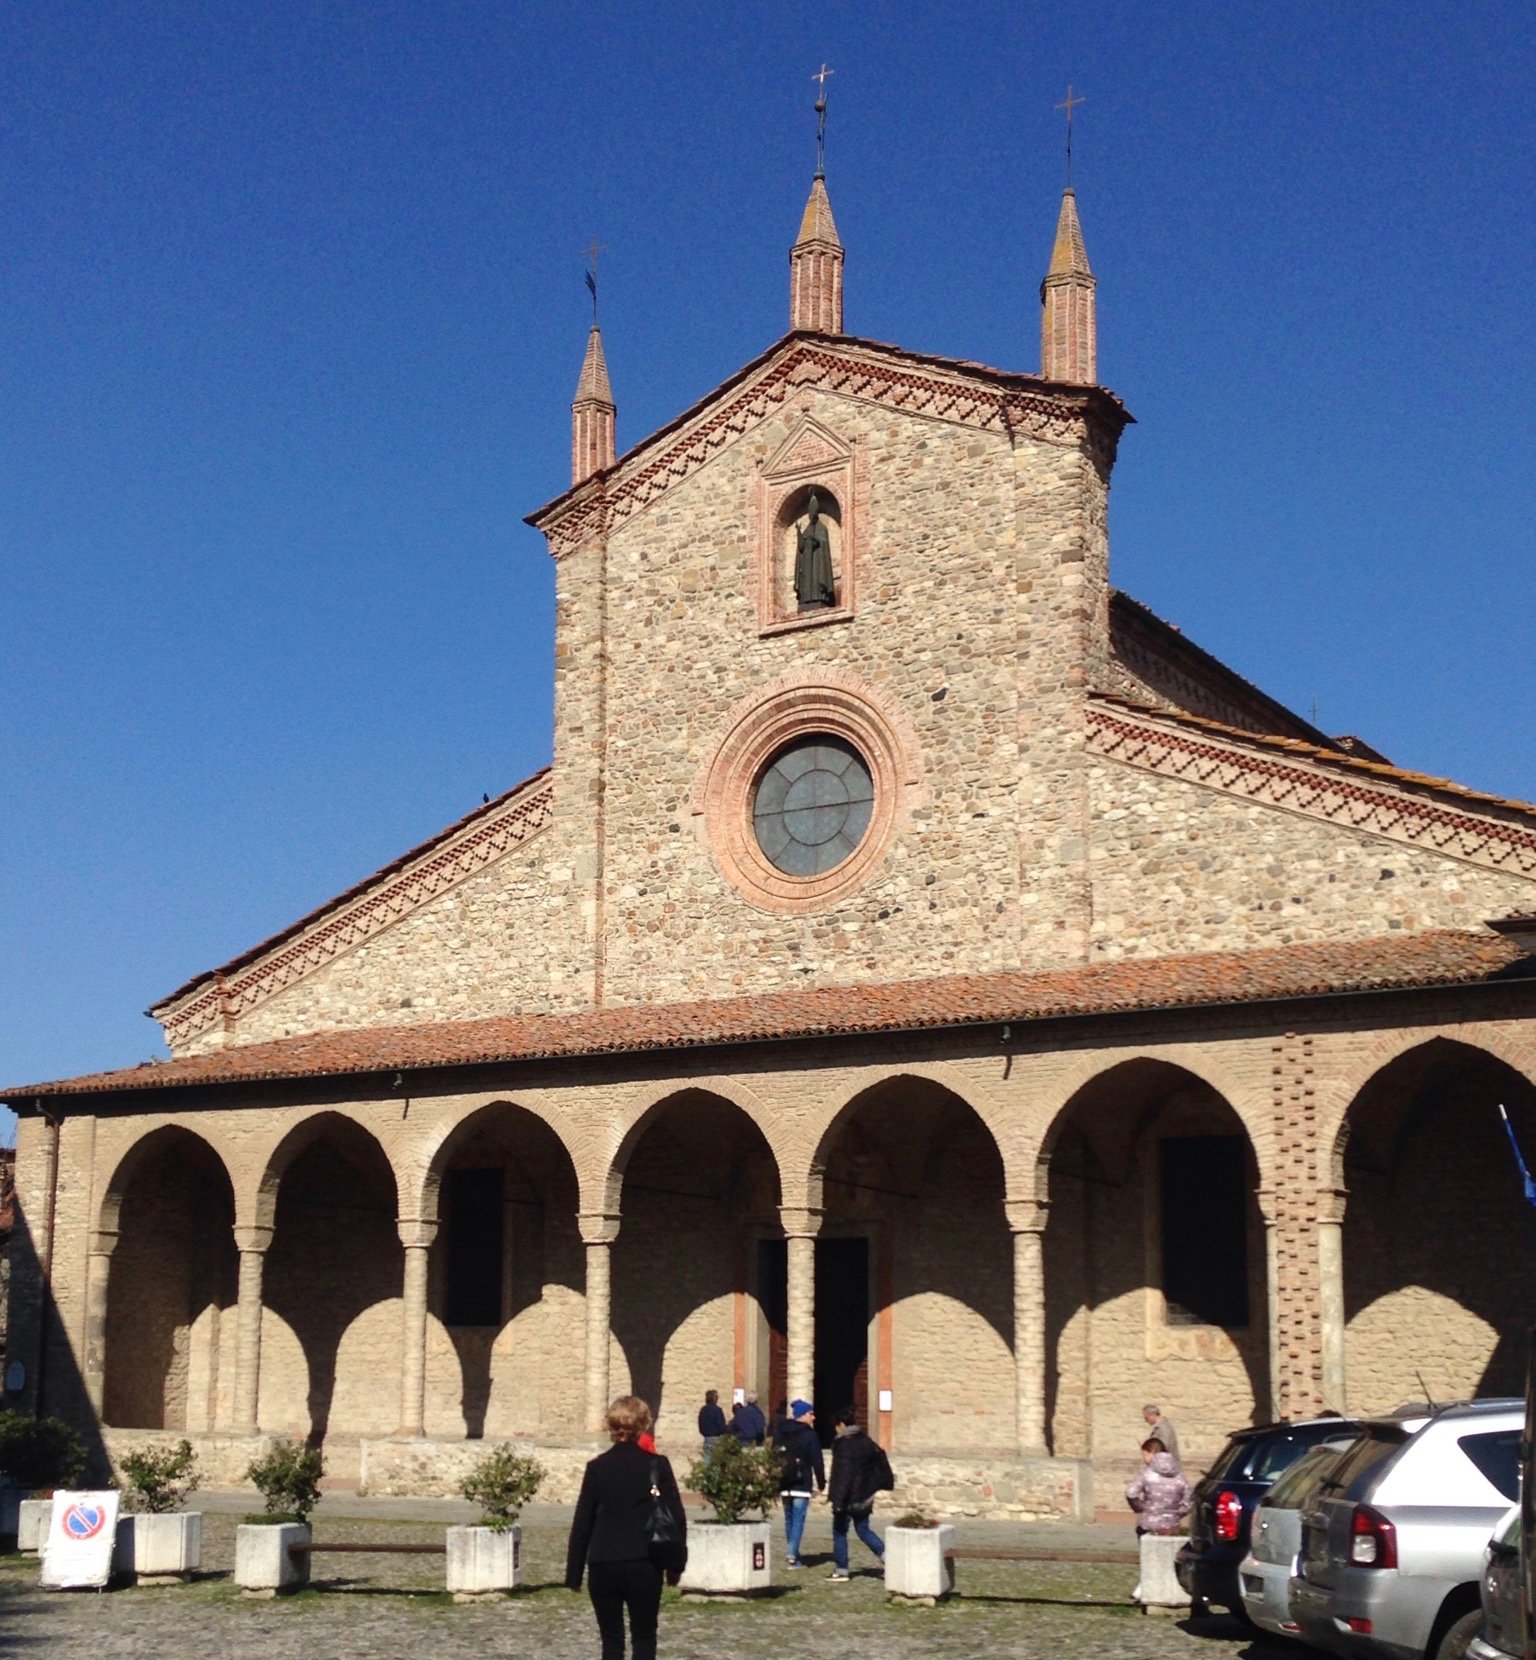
8,160 -> 1536,1515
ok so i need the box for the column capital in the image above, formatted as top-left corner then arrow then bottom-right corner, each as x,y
778,1206 -> 824,1239
1316,1187 -> 1349,1226
87,1227 -> 120,1259
1005,1199 -> 1049,1236
234,1224 -> 274,1255
578,1212 -> 621,1246
396,1217 -> 440,1250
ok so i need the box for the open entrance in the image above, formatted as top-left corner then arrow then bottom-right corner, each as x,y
815,1237 -> 870,1440
755,1235 -> 870,1443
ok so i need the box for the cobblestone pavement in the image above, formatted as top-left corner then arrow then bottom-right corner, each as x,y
1,1506 -> 1292,1660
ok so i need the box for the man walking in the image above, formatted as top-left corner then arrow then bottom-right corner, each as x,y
826,1406 -> 892,1581
773,1399 -> 824,1569
1142,1403 -> 1180,1465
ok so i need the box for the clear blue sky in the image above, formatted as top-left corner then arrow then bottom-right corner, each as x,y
5,1 -> 1535,1133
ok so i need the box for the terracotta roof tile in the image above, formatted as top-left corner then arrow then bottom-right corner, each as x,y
8,929 -> 1525,1103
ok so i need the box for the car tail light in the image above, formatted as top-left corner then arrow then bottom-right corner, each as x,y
1214,1489 -> 1243,1542
1348,1505 -> 1398,1569
1345,1617 -> 1374,1634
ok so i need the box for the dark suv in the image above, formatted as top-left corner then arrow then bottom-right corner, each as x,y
1177,1417 -> 1362,1620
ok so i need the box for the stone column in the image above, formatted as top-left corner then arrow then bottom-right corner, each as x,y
1318,1189 -> 1349,1413
232,1225 -> 272,1435
83,1229 -> 118,1419
779,1208 -> 822,1406
397,1218 -> 439,1438
579,1214 -> 620,1434
1006,1200 -> 1049,1454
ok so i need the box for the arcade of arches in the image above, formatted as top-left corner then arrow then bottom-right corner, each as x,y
47,1020 -> 1536,1511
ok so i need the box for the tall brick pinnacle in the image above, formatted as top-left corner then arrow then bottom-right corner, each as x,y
571,324 -> 616,485
1039,187 -> 1097,385
790,175 -> 844,334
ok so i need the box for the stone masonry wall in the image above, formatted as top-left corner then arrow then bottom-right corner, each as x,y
1088,761 -> 1536,959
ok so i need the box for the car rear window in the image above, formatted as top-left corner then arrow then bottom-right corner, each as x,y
1458,1430 -> 1520,1501
1263,1443 -> 1351,1509
1205,1438 -> 1248,1481
1249,1436 -> 1322,1482
1319,1426 -> 1410,1497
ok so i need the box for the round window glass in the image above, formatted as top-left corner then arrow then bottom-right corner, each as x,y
752,736 -> 875,877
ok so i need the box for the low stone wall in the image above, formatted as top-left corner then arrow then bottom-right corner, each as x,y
101,1428 -> 277,1490
359,1438 -> 597,1503
359,1438 -> 1091,1521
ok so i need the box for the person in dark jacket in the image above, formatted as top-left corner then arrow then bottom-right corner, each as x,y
826,1406 -> 891,1580
730,1389 -> 766,1445
772,1399 -> 825,1568
697,1389 -> 727,1457
566,1395 -> 687,1660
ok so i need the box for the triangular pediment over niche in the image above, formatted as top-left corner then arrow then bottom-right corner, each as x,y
764,413 -> 852,479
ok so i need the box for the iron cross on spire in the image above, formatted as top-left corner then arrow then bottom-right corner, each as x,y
583,238 -> 606,322
1056,84 -> 1086,186
812,61 -> 834,178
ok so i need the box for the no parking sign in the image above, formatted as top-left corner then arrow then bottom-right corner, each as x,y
40,1490 -> 119,1589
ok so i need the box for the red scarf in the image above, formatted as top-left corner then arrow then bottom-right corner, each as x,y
637,1432 -> 657,1455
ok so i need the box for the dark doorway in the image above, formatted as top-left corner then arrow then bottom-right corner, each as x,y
815,1236 -> 869,1443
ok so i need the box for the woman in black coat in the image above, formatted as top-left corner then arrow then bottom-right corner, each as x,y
565,1395 -> 687,1660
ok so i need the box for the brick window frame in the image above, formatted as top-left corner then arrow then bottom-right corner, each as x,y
693,670 -> 922,914
751,412 -> 866,636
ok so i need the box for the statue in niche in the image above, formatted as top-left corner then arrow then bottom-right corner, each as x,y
793,493 -> 836,611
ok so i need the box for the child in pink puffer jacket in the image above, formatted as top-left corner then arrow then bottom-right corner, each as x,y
1126,1439 -> 1191,1535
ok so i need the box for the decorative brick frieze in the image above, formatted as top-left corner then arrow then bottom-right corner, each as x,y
538,338 -> 1117,559
159,776 -> 556,1051
1088,703 -> 1536,877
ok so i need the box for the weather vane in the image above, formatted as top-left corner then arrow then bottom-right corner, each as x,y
1056,84 -> 1085,186
583,237 -> 606,323
812,62 -> 834,178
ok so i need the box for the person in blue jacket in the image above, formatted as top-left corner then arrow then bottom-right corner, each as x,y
772,1399 -> 825,1568
730,1388 -> 767,1446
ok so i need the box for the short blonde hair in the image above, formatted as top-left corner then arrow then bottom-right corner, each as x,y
606,1395 -> 653,1442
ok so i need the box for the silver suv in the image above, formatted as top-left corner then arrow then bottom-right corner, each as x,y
1290,1399 -> 1522,1660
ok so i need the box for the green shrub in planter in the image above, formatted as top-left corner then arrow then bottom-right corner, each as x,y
459,1445 -> 546,1531
0,1410 -> 87,1492
684,1436 -> 780,1525
245,1439 -> 324,1524
119,1438 -> 200,1514
893,1511 -> 941,1529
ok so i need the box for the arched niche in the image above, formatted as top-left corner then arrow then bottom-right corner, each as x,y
103,1127 -> 238,1431
1039,1059 -> 1267,1476
1337,1037 -> 1536,1410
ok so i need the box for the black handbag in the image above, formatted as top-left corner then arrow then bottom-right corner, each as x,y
646,1457 -> 687,1573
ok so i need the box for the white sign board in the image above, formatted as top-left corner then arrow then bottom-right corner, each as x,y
878,1389 -> 893,1413
40,1490 -> 120,1589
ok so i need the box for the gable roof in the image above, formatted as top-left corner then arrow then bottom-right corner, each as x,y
10,927 -> 1526,1104
526,329 -> 1133,548
150,768 -> 553,1044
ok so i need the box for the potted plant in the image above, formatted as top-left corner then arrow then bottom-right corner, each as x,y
235,1440 -> 323,1596
884,1510 -> 956,1605
0,1410 -> 87,1552
113,1438 -> 201,1584
446,1444 -> 546,1600
679,1436 -> 779,1597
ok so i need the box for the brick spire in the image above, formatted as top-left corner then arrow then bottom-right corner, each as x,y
571,324 -> 616,485
790,174 -> 844,334
1039,187 -> 1097,385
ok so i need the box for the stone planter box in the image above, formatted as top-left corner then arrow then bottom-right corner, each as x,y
678,1519 -> 771,1597
445,1524 -> 522,1600
1134,1533 -> 1186,1615
113,1512 -> 202,1584
18,1498 -> 53,1554
885,1522 -> 956,1604
234,1522 -> 310,1596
